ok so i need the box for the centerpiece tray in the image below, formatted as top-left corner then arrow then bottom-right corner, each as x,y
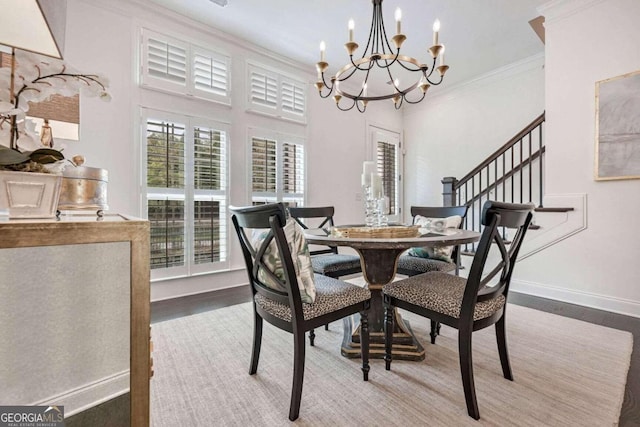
331,225 -> 420,238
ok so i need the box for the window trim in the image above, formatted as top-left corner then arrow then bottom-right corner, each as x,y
141,107 -> 231,281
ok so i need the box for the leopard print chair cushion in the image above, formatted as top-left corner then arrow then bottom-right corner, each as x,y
311,253 -> 361,275
255,274 -> 371,323
383,272 -> 505,320
397,254 -> 456,274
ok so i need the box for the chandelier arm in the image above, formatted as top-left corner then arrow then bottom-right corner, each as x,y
425,56 -> 438,79
395,96 -> 404,109
402,90 -> 427,104
338,66 -> 361,81
350,56 -> 375,72
320,74 -> 333,89
375,49 -> 400,69
336,98 -> 357,111
356,100 -> 367,113
384,63 -> 400,94
395,59 -> 423,72
425,74 -> 445,85
318,85 -> 334,98
378,7 -> 396,54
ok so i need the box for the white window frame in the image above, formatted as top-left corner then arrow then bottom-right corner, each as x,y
248,128 -> 306,206
140,28 -> 231,106
246,61 -> 307,123
141,107 -> 230,281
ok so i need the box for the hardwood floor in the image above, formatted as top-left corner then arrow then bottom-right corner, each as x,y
151,286 -> 640,426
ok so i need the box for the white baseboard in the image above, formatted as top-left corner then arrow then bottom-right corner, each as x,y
33,370 -> 129,417
511,278 -> 640,319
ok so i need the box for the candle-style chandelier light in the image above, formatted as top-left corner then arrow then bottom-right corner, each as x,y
315,0 -> 448,113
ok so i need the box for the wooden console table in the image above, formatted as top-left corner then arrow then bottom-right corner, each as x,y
0,214 -> 150,426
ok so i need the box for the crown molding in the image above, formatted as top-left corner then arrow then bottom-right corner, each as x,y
538,0 -> 608,24
76,0 -> 311,75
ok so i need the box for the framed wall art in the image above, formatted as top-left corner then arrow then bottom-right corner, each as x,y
595,69 -> 640,181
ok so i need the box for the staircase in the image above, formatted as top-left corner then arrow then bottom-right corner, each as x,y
441,112 -> 574,252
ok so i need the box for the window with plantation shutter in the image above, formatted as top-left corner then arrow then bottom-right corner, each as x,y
142,30 -> 187,90
143,109 -> 229,279
281,80 -> 305,116
141,29 -> 230,104
250,70 -> 278,109
193,48 -> 228,98
247,62 -> 307,122
250,131 -> 305,207
377,141 -> 398,215
251,137 -> 277,195
282,142 -> 304,198
371,127 -> 402,222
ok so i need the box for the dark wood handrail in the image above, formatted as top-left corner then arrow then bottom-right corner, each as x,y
461,147 -> 545,208
455,112 -> 545,189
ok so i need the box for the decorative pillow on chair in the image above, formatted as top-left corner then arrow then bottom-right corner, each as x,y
251,219 -> 317,303
408,215 -> 462,263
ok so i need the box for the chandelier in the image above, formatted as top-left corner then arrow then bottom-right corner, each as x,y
315,0 -> 448,112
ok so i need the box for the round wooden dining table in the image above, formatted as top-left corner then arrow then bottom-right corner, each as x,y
305,227 -> 481,361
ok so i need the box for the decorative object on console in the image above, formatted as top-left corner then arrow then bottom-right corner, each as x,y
361,160 -> 388,227
57,156 -> 109,218
315,0 -> 449,112
0,2 -> 110,218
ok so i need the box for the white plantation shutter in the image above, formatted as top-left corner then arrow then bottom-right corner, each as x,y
141,29 -> 231,104
193,126 -> 226,191
282,142 -> 304,197
250,132 -> 305,207
250,70 -> 278,108
377,140 -> 398,215
192,125 -> 227,266
144,31 -> 187,87
193,49 -> 228,97
281,80 -> 305,116
143,109 -> 229,278
251,137 -> 277,194
246,63 -> 307,122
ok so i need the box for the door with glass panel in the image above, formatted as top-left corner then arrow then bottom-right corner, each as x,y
370,126 -> 403,224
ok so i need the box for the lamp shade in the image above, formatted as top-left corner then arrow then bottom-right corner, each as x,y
0,0 -> 66,59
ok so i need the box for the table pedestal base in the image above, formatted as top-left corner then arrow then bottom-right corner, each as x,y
340,308 -> 425,361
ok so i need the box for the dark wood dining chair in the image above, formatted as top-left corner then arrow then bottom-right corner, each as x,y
289,206 -> 362,278
383,201 -> 534,420
396,205 -> 469,277
231,203 -> 371,421
289,206 -> 363,333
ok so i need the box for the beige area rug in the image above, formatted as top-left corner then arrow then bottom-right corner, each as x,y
150,302 -> 632,426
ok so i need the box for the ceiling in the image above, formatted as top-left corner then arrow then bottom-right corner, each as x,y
150,0 -> 547,92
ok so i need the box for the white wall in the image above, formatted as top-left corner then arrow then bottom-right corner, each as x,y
402,55 -> 545,209
64,0 -> 401,300
511,0 -> 640,317
401,0 -> 640,317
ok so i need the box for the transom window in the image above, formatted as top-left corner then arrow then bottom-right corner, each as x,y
247,63 -> 307,122
141,28 -> 231,105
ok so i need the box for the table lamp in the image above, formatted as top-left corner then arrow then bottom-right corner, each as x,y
0,0 -> 66,148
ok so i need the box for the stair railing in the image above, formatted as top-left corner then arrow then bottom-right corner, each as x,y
443,112 -> 545,250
